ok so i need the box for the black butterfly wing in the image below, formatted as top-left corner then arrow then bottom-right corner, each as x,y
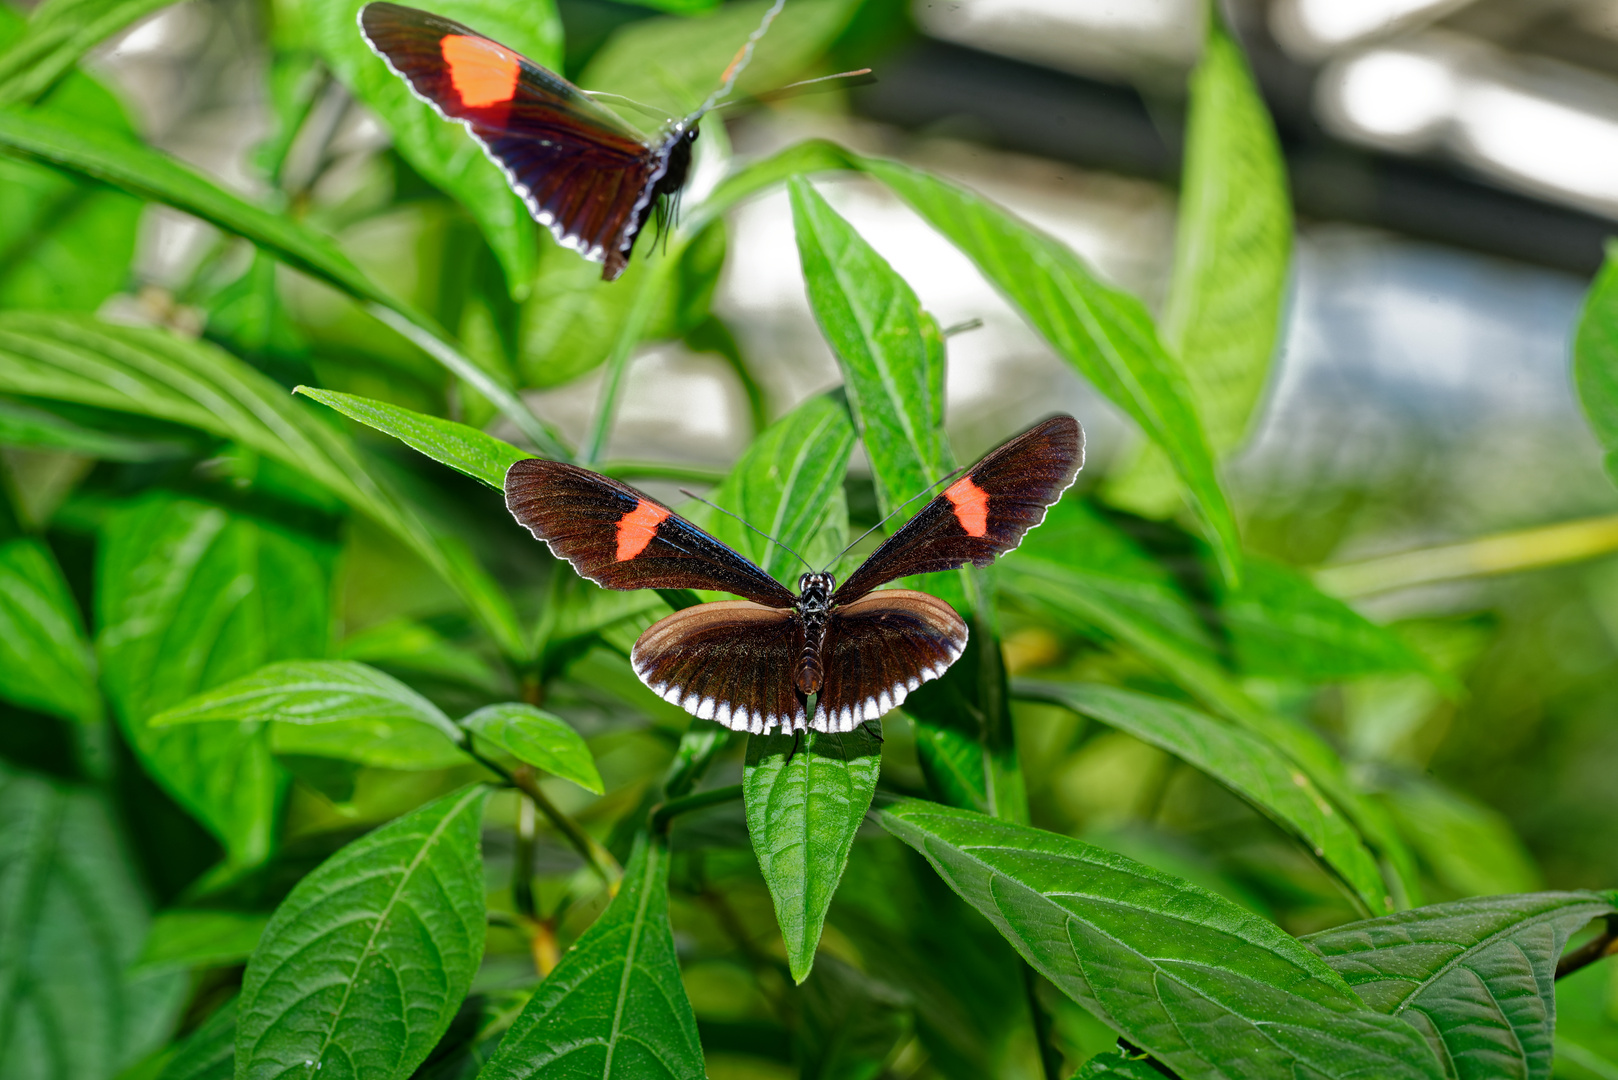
811,590 -> 968,732
832,415 -> 1084,605
359,2 -> 665,279
505,459 -> 796,608
632,601 -> 807,733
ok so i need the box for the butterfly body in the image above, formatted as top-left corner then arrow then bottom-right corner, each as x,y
505,415 -> 1084,734
359,2 -> 702,279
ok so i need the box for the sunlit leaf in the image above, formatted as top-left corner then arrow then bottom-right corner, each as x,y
1020,681 -> 1390,915
97,496 -> 327,866
1306,892 -> 1617,1080
0,536 -> 99,725
0,762 -> 187,1078
237,785 -> 488,1080
462,702 -> 603,794
880,799 -> 1445,1080
296,384 -> 532,490
1575,241 -> 1618,489
0,313 -> 527,657
744,725 -> 882,983
477,833 -> 704,1080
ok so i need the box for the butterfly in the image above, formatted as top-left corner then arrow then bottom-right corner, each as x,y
504,415 -> 1084,734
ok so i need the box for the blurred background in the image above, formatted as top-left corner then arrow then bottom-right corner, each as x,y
9,0 -> 1618,1073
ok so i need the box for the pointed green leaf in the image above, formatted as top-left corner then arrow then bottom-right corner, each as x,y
0,536 -> 99,724
236,785 -> 489,1080
1576,242 -> 1618,489
854,156 -> 1241,582
296,385 -> 532,490
152,659 -> 468,770
703,392 -> 855,585
0,762 -> 187,1079
880,799 -> 1445,1080
307,0 -> 559,293
0,313 -> 527,657
1306,892 -> 1618,1080
155,999 -> 235,1080
462,703 -> 603,794
1019,681 -> 1390,915
476,833 -> 704,1080
744,725 -> 882,983
97,496 -> 327,866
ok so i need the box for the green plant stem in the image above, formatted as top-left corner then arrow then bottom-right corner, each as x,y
596,460 -> 728,485
581,248 -> 680,465
512,793 -> 537,919
1315,514 -> 1618,597
1557,916 -> 1618,979
463,740 -> 620,886
1022,962 -> 1062,1080
650,783 -> 744,834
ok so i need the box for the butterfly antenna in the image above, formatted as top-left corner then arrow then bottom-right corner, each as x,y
693,0 -> 787,120
823,465 -> 968,571
712,68 -> 877,111
679,489 -> 814,573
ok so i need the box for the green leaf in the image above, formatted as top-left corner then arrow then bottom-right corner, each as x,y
0,397 -> 190,460
744,725 -> 882,983
237,784 -> 488,1080
1219,556 -> 1432,682
306,0 -> 560,294
152,659 -> 468,770
0,313 -> 528,657
0,0 -> 173,105
296,385 -> 532,490
134,911 -> 271,973
880,799 -> 1446,1080
795,955 -> 912,1078
853,155 -> 1241,582
1379,774 -> 1542,897
1306,892 -> 1618,1080
476,833 -> 704,1080
97,496 -> 327,866
704,392 -> 855,585
0,111 -> 563,455
1074,1048 -> 1173,1079
905,623 -> 1025,822
1020,681 -> 1390,915
1576,242 -> 1618,488
462,703 -> 603,794
580,0 -> 861,118
0,762 -> 187,1079
155,999 -> 235,1080
0,536 -> 99,724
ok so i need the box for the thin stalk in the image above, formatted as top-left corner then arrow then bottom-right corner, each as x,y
1315,514 -> 1618,598
512,794 -> 537,919
581,250 -> 680,465
650,782 -> 744,834
1557,916 -> 1618,980
1022,962 -> 1062,1080
463,741 -> 621,887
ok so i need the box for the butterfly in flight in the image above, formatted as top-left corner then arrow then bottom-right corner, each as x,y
359,0 -> 851,280
505,415 -> 1084,734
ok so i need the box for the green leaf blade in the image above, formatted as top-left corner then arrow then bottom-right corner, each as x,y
744,726 -> 883,983
236,785 -> 489,1080
1021,681 -> 1390,915
462,703 -> 603,794
477,833 -> 704,1080
1575,242 -> 1618,487
1306,891 -> 1618,1080
0,536 -> 99,724
880,799 -> 1446,1080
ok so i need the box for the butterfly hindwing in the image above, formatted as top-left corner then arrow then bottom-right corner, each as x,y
359,2 -> 672,279
632,601 -> 808,733
504,459 -> 796,607
832,415 -> 1084,604
811,590 -> 968,732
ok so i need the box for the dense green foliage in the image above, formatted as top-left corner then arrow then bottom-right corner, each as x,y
0,0 -> 1615,1078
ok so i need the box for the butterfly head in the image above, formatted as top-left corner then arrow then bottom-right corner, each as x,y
798,572 -> 835,609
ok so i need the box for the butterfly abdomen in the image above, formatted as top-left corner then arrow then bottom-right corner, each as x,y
794,572 -> 835,695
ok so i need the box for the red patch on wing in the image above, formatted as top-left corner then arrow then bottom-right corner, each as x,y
441,34 -> 520,109
943,476 -> 989,537
616,500 -> 670,561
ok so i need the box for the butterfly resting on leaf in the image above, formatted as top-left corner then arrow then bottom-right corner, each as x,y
504,415 -> 1084,734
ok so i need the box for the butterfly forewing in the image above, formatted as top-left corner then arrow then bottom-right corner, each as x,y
359,2 -> 670,279
632,601 -> 807,732
811,590 -> 968,732
832,415 -> 1084,605
505,460 -> 796,607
